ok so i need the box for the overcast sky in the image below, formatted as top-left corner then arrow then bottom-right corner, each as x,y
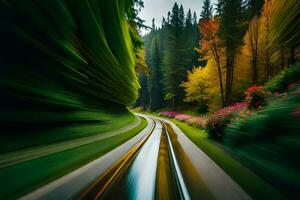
139,0 -> 217,35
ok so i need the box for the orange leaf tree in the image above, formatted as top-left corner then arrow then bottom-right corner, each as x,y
197,18 -> 225,106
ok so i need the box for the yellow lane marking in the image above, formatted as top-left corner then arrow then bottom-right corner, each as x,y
77,119 -> 156,200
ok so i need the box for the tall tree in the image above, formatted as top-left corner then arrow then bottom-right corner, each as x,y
247,0 -> 264,83
248,16 -> 259,83
186,9 -> 193,30
185,9 -> 197,69
200,0 -> 213,20
193,12 -> 198,26
149,34 -> 164,110
163,3 -> 187,107
197,18 -> 225,105
220,0 -> 247,105
215,0 -> 225,16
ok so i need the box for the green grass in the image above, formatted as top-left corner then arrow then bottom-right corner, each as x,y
0,112 -> 136,154
145,112 -> 284,200
0,117 -> 147,199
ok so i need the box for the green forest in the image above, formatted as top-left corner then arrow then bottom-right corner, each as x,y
134,0 -> 300,198
0,0 -> 299,199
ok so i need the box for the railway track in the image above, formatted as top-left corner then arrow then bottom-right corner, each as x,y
77,118 -> 190,200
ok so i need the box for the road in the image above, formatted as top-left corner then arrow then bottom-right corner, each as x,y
21,114 -> 251,200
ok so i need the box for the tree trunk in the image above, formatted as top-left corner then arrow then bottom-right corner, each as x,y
289,47 -> 295,65
212,43 -> 225,106
249,17 -> 259,83
281,50 -> 285,69
225,51 -> 234,106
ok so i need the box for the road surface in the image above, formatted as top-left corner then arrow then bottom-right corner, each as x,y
21,114 -> 251,200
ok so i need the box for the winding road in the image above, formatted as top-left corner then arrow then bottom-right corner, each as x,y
21,114 -> 251,200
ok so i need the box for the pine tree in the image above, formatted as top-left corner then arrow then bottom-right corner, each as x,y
185,9 -> 193,29
200,0 -> 213,20
185,9 -> 199,69
247,0 -> 265,19
151,18 -> 156,31
149,34 -> 164,110
220,0 -> 247,105
193,12 -> 198,26
179,5 -> 185,30
163,3 -> 188,107
167,11 -> 171,23
215,0 -> 225,17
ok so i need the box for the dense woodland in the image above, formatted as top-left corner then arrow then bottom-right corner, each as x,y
135,0 -> 299,113
134,0 -> 300,197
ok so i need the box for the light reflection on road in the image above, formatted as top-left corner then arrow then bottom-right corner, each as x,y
125,120 -> 162,200
102,120 -> 163,199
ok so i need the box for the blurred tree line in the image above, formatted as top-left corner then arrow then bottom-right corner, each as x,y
136,0 -> 299,112
135,3 -> 201,110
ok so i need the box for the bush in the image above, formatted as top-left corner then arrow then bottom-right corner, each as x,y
225,84 -> 300,158
224,84 -> 300,194
186,116 -> 208,129
159,111 -> 179,118
244,85 -> 270,109
175,114 -> 193,122
159,111 -> 207,129
266,62 -> 300,93
206,102 -> 247,140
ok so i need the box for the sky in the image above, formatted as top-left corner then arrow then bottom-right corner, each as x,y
139,0 -> 217,35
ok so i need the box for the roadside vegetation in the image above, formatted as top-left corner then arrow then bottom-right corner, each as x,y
0,0 -> 144,150
0,117 -> 147,199
0,0 -> 148,198
143,62 -> 300,198
135,0 -> 300,198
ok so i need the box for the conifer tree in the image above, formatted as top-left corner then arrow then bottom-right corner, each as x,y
193,12 -> 198,26
220,0 -> 247,105
163,3 -> 188,107
149,33 -> 164,110
200,0 -> 213,20
215,0 -> 225,17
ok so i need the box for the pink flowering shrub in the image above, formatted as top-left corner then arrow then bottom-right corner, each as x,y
293,108 -> 300,118
159,111 -> 207,129
175,114 -> 193,121
159,111 -> 179,118
244,84 -> 269,109
186,116 -> 208,129
207,102 -> 247,139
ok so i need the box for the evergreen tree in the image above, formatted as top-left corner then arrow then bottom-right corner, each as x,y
193,12 -> 198,26
137,74 -> 150,110
185,9 -> 199,69
151,18 -> 156,31
220,0 -> 247,105
149,34 -> 164,110
179,5 -> 185,29
215,0 -> 225,16
162,17 -> 166,26
167,11 -> 171,23
247,0 -> 265,19
185,9 -> 193,30
200,0 -> 213,20
163,3 -> 188,107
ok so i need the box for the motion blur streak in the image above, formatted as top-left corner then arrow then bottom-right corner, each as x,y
125,120 -> 161,200
102,120 -> 162,200
0,0 -> 139,145
0,0 -> 141,198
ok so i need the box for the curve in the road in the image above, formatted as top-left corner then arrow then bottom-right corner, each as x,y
20,116 -> 154,200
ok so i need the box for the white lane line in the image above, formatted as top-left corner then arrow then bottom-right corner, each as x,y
164,122 -> 191,200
